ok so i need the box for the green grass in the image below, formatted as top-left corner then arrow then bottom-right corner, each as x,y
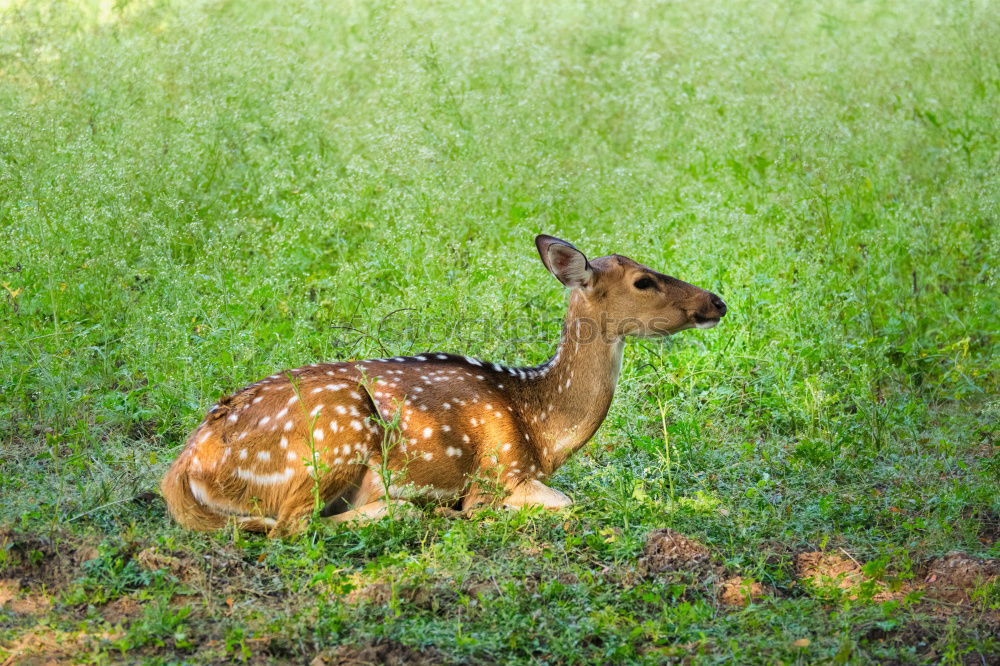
1,0 -> 997,662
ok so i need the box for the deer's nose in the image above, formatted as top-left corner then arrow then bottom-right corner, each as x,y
710,294 -> 727,317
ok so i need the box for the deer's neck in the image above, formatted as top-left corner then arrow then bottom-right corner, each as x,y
521,294 -> 625,474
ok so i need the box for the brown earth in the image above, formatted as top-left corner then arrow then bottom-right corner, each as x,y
100,596 -> 144,625
795,550 -> 867,592
0,627 -> 123,664
636,528 -> 721,579
636,529 -> 998,616
637,529 -> 776,608
0,529 -> 100,593
920,551 -> 1000,604
718,576 -> 768,608
794,548 -> 999,618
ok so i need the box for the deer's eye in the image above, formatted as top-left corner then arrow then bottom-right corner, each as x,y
633,277 -> 656,290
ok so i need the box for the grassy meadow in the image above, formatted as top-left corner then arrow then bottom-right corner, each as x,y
1,0 -> 998,662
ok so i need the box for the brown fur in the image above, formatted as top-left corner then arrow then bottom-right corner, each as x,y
160,236 -> 726,534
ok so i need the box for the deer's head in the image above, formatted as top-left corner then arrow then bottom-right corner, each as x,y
536,234 -> 727,339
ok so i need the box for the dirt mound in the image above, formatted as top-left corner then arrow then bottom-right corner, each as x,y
795,549 -> 999,614
795,551 -> 864,591
0,529 -> 99,592
312,639 -> 446,666
922,551 -> 999,604
636,529 -> 720,579
718,576 -> 767,608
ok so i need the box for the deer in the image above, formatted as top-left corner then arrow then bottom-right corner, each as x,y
160,235 -> 727,534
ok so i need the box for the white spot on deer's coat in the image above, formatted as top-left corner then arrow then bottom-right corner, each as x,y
350,420 -> 362,431
442,402 -> 451,409
276,407 -> 288,419
189,478 -> 211,505
252,396 -> 263,404
311,405 -> 324,417
287,395 -> 299,405
238,432 -> 248,440
446,446 -> 462,457
259,416 -> 271,426
423,427 -> 433,439
335,405 -> 347,415
314,428 -> 324,441
287,451 -> 297,461
392,357 -> 406,362
502,443 -> 511,452
239,449 -> 248,460
415,355 -> 427,361
422,452 -> 433,461
442,425 -> 451,432
228,414 -> 238,423
280,437 -> 288,448
236,466 -> 294,486
257,451 -> 271,462
311,387 -> 323,394
284,420 -> 294,431
465,356 -> 482,366
462,434 -> 470,443
198,430 -> 212,443
436,354 -> 447,360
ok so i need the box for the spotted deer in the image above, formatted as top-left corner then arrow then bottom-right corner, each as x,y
160,235 -> 727,534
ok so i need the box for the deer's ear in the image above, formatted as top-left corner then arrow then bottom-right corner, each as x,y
535,235 -> 593,289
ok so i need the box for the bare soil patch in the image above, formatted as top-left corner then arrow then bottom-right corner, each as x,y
1,627 -> 123,664
0,529 -> 99,594
718,576 -> 768,608
921,551 -> 999,604
637,529 -> 779,607
100,595 -> 143,625
636,528 -> 721,580
795,548 -> 999,620
795,550 -> 865,591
